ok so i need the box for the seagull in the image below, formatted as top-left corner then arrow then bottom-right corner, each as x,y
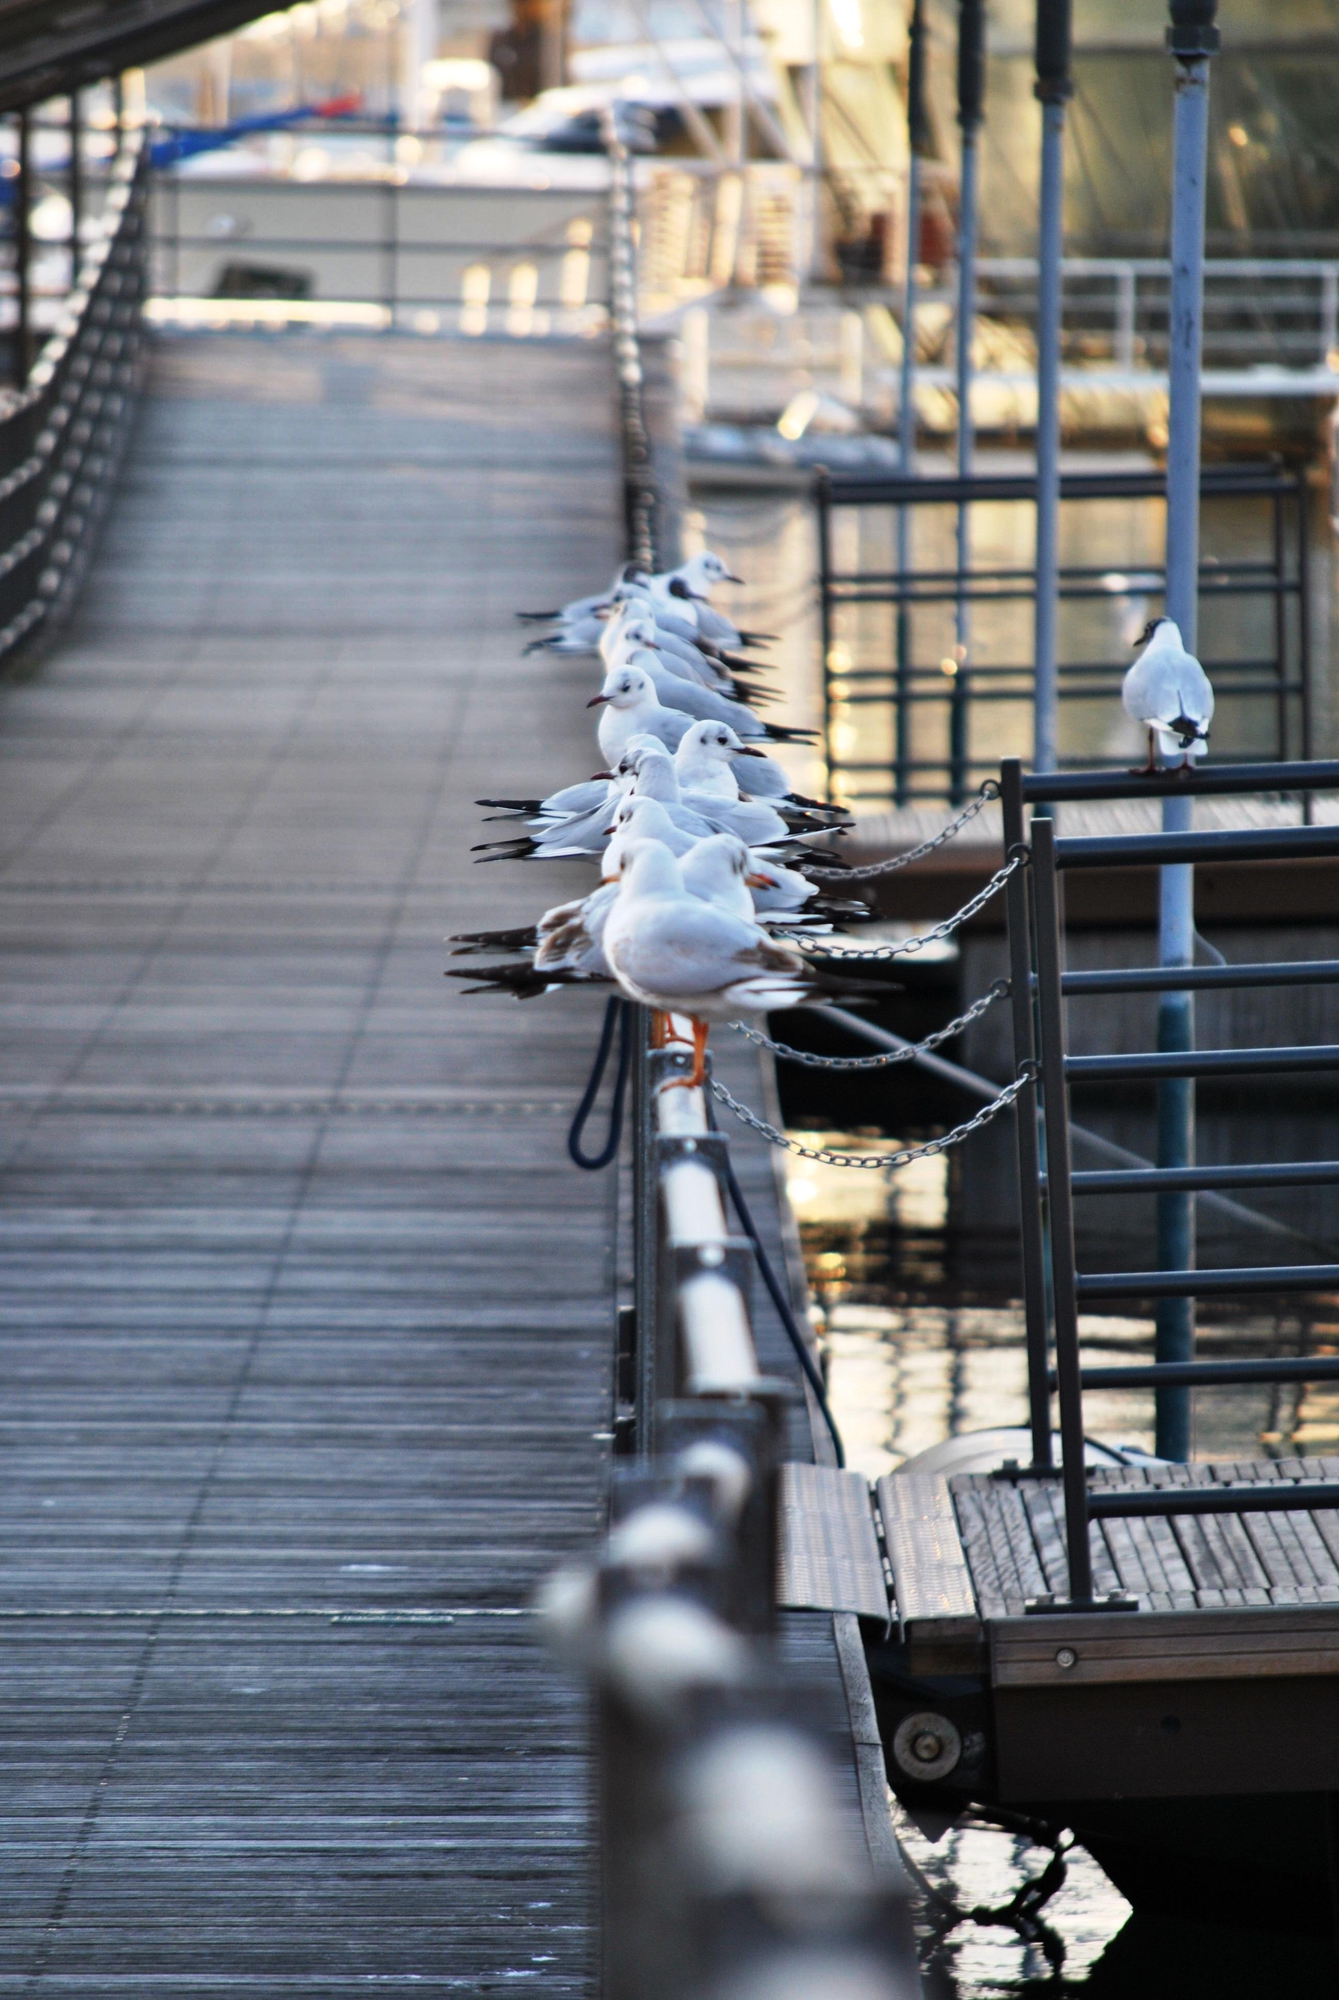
1122,616 -> 1214,770
515,560 -> 642,625
449,834 -> 773,998
600,605 -> 742,696
672,720 -> 844,815
603,840 -> 883,1085
589,660 -> 813,750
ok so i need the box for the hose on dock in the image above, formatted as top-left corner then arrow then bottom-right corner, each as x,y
567,996 -> 633,1169
704,1086 -> 847,1468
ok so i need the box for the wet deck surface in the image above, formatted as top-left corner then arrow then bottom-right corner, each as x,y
0,332 -> 623,1995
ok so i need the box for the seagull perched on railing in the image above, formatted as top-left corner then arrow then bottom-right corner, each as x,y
1122,616 -> 1215,771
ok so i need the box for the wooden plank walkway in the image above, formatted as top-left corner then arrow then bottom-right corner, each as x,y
0,329 -> 876,1993
0,332 -> 625,1995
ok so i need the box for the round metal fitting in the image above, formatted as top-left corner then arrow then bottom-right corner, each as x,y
892,1711 -> 962,1783
1055,1646 -> 1077,1670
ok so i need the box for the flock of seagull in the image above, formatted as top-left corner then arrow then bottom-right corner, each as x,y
447,551 -> 1217,1091
448,551 -> 884,1088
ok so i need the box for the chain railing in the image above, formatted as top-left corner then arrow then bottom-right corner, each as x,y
0,130 -> 147,663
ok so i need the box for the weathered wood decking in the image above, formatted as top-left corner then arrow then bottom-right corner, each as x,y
0,333 -> 622,1993
0,330 -> 873,1992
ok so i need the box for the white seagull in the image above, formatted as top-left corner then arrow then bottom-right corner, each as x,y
602,840 -> 879,1085
1122,616 -> 1215,770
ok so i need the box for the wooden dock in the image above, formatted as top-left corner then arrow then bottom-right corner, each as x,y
0,329 -> 877,1990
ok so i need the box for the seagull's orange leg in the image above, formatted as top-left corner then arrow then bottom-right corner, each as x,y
665,1018 -> 710,1090
650,1010 -> 670,1049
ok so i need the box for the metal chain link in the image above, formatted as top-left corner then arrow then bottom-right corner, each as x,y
776,849 -> 1026,962
706,1061 -> 1035,1170
729,979 -> 1009,1069
805,779 -> 1000,882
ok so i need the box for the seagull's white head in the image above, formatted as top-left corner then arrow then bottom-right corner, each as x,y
589,664 -> 657,711
679,550 -> 743,593
677,719 -> 748,765
628,749 -> 680,803
1135,615 -> 1182,651
681,834 -> 756,916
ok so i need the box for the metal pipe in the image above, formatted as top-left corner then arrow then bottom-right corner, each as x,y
1071,1160 -> 1339,1194
69,92 -> 83,289
1088,1483 -> 1339,1518
1078,1263 -> 1339,1299
13,108 -> 30,385
1031,817 -> 1092,1601
895,0 -> 928,803
1020,755 -> 1339,800
1001,760 -> 1052,1468
1063,959 -> 1339,994
1075,1357 -> 1339,1388
1032,0 -> 1073,775
952,0 -> 985,801
1156,0 -> 1218,1460
1066,1044 -> 1339,1081
1057,823 -> 1339,866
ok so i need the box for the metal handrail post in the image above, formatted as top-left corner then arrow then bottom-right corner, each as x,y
1030,816 -> 1091,1599
1031,0 -> 1072,778
816,470 -> 835,782
631,1009 -> 656,1455
1156,0 -> 1218,1460
1001,761 -> 1052,1469
895,0 -> 928,806
14,109 -> 30,385
951,0 -> 985,803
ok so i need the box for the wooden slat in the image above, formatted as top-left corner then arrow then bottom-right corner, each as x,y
876,1474 -> 977,1631
778,1465 -> 888,1621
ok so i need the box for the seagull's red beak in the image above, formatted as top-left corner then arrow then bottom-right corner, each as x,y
735,744 -> 766,757
586,693 -> 612,707
724,572 -> 745,584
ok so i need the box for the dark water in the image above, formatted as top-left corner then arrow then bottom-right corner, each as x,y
690,478 -> 1339,1989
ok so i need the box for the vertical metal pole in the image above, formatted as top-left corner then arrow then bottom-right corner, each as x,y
1156,0 -> 1216,1463
1272,481 -> 1288,760
1298,468 -> 1313,768
68,93 -> 83,290
13,108 -> 30,385
631,1010 -> 656,1457
1001,761 -> 1052,1469
1031,816 -> 1090,1600
952,0 -> 985,803
817,471 -> 835,785
113,74 -> 124,145
895,0 -> 927,805
1032,0 -> 1071,777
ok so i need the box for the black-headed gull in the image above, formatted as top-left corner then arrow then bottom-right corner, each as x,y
603,839 -> 880,1085
1122,616 -> 1214,770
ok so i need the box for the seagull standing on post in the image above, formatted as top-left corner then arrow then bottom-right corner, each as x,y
1122,615 -> 1215,771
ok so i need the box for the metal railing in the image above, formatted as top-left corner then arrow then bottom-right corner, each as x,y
818,462 -> 1312,807
0,131 -> 147,664
974,256 -> 1339,378
561,1040 -> 920,2000
1004,755 -> 1339,1609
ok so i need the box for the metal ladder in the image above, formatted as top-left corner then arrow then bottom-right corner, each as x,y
1001,755 -> 1339,1608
